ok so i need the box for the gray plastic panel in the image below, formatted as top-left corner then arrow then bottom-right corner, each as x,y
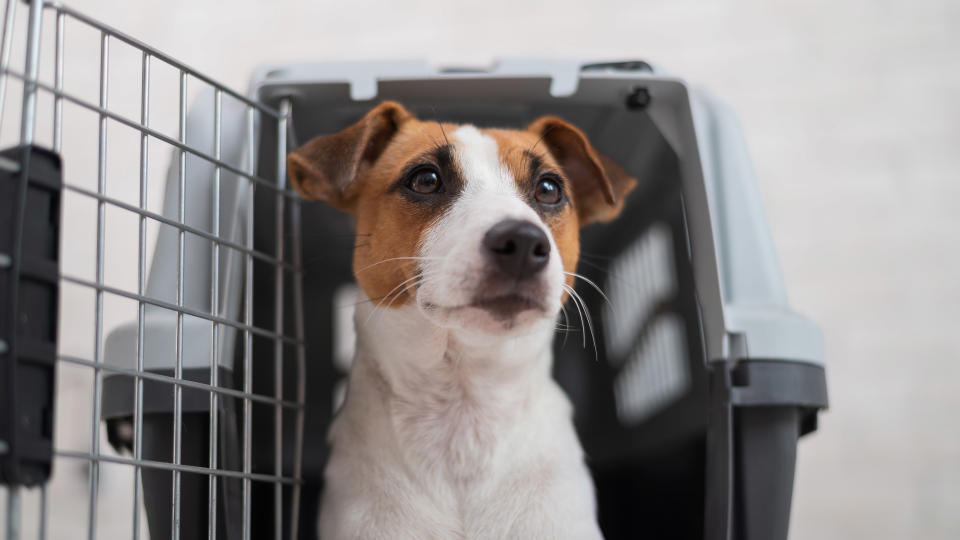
690,92 -> 824,365
103,87 -> 253,373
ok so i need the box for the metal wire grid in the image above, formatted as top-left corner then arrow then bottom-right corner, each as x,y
0,0 -> 306,539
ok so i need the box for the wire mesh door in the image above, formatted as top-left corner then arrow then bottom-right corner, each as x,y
0,0 -> 306,539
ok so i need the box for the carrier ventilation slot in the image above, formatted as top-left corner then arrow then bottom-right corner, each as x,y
603,223 -> 690,424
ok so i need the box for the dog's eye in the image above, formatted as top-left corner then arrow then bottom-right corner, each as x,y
534,177 -> 562,205
407,168 -> 442,194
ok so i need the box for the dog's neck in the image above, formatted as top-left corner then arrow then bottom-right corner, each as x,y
349,299 -> 557,479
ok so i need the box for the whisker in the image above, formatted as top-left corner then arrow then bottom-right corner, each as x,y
575,258 -> 640,292
360,266 -> 445,327
554,323 -> 581,333
383,278 -> 425,312
528,123 -> 556,154
575,257 -> 610,275
428,105 -> 451,146
336,267 -> 443,309
579,251 -> 615,262
563,284 -> 599,361
289,232 -> 374,242
562,284 -> 588,349
564,271 -> 611,307
339,296 -> 376,308
363,273 -> 424,326
364,276 -> 431,327
558,303 -> 573,348
354,256 -> 446,275
572,288 -> 599,362
437,121 -> 451,147
299,232 -> 372,238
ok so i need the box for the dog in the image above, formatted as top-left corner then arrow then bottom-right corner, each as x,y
288,101 -> 636,539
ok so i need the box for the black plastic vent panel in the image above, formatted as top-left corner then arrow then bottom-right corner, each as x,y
0,145 -> 62,487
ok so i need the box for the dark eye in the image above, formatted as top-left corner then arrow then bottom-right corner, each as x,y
407,168 -> 442,194
534,176 -> 562,205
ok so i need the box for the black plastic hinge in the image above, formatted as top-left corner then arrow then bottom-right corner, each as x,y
0,144 -> 62,487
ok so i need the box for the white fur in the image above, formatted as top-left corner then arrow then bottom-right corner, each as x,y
319,126 -> 602,539
417,126 -> 567,339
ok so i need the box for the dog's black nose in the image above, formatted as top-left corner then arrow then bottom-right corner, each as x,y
483,219 -> 550,278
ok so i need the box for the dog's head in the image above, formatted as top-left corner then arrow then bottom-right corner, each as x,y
289,101 -> 636,341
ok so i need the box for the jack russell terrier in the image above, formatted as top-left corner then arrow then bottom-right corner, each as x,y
288,101 -> 636,539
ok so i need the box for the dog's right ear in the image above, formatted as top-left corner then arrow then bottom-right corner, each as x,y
287,101 -> 413,212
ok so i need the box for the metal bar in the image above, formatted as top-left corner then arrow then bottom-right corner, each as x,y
208,88 -> 222,540
38,484 -> 48,540
55,451 -> 302,485
58,274 -> 303,345
242,106 -> 256,540
41,1 -> 281,118
5,487 -> 20,540
61,183 -> 295,270
0,6 -> 27,523
52,11 -> 63,151
273,98 -> 290,540
131,50 -> 150,540
86,30 -> 108,540
171,69 -> 187,540
57,355 -> 303,409
0,68 -> 298,197
288,110 -> 307,540
19,0 -> 43,144
0,0 -> 17,130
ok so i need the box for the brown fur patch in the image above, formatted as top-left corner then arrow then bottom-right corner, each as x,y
348,120 -> 457,306
525,117 -> 638,226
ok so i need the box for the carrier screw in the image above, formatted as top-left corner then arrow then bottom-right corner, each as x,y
625,87 -> 651,110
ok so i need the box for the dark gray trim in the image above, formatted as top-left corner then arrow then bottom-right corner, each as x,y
704,362 -> 734,540
705,359 -> 828,540
731,360 -> 828,409
734,406 -> 799,540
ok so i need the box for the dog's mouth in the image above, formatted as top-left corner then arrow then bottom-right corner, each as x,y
469,293 -> 546,320
422,292 -> 548,321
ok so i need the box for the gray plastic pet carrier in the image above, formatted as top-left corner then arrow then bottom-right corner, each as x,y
0,1 -> 827,539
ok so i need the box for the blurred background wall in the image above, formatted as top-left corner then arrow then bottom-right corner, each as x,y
2,0 -> 959,538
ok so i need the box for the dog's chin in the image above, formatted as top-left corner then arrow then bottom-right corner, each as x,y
418,291 -> 557,337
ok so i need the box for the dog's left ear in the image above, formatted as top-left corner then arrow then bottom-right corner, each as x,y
527,116 -> 637,226
287,101 -> 413,212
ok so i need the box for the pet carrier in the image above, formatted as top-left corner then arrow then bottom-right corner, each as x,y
0,1 -> 827,540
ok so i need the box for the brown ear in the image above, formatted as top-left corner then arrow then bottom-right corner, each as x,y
527,116 -> 637,226
287,101 -> 413,211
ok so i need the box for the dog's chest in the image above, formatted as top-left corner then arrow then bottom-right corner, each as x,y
390,355 -> 514,480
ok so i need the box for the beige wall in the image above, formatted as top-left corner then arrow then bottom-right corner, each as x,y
2,0 -> 959,538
